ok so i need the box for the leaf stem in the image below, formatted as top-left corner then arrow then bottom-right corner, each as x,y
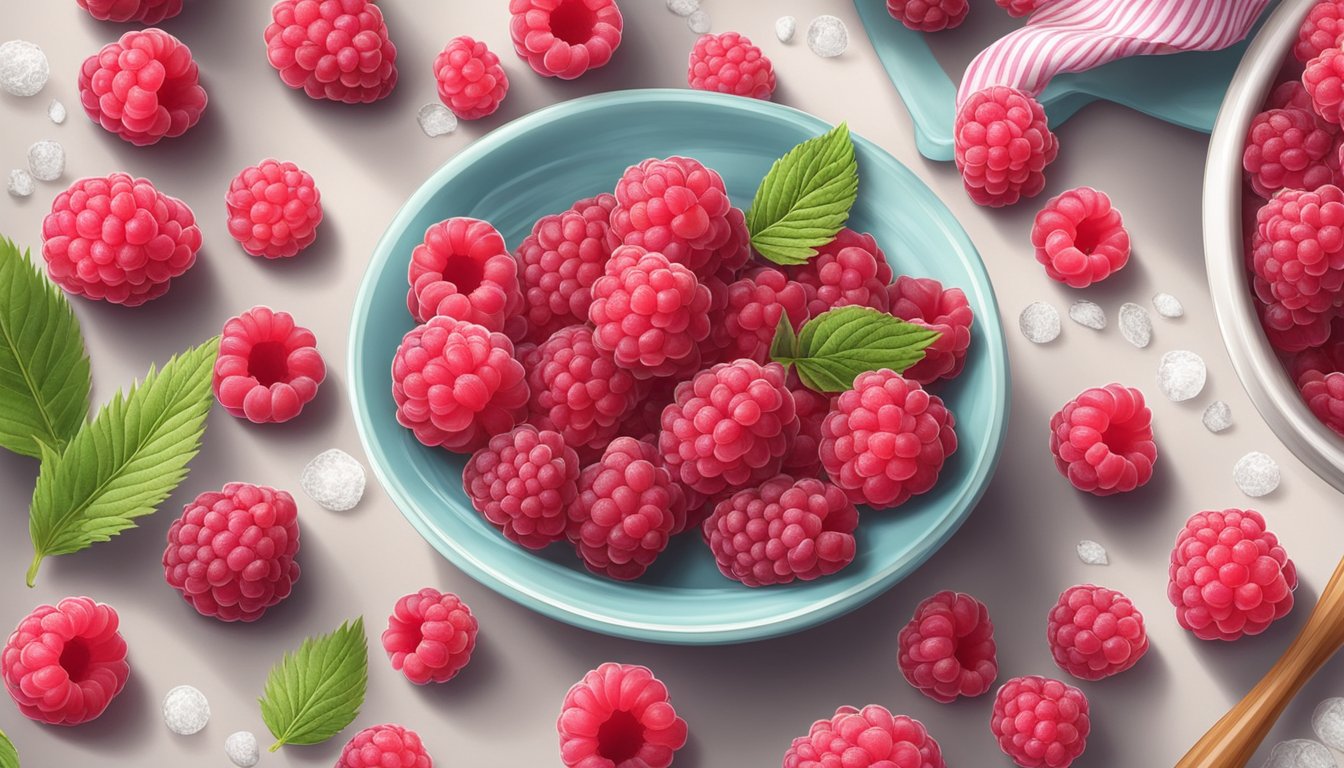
25,552 -> 42,588
269,740 -> 284,753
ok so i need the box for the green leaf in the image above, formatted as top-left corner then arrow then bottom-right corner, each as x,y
26,337 -> 219,587
769,313 -> 798,363
746,123 -> 859,266
778,306 -> 941,393
260,618 -> 368,751
0,727 -> 17,768
0,236 -> 91,459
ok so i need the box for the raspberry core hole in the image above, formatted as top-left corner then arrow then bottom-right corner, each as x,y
59,638 -> 92,682
441,254 -> 485,294
248,340 -> 291,387
1101,415 -> 1146,454
595,709 -> 643,763
549,0 -> 598,45
1071,215 -> 1107,255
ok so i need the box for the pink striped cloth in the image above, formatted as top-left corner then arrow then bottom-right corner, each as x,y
958,0 -> 1271,107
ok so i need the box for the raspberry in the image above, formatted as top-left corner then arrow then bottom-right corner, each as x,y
265,0 -> 398,104
567,437 -> 685,580
994,0 -> 1040,17
659,359 -> 800,497
687,32 -> 776,100
2,597 -> 129,726
954,86 -> 1058,207
1048,383 -> 1156,496
887,0 -> 968,32
616,375 -> 678,444
588,245 -> 712,379
225,159 -> 323,259
1168,508 -> 1297,641
1243,108 -> 1339,198
990,676 -> 1089,768
381,588 -> 478,685
41,173 -> 201,306
434,36 -> 509,120
1252,185 -> 1344,318
1300,369 -> 1344,434
784,705 -> 944,768
78,28 -> 207,146
1030,186 -> 1131,288
336,724 -> 431,768
1271,80 -> 1315,111
163,482 -> 301,622
721,267 -> 810,363
1297,2 -> 1344,64
1305,47 -> 1344,127
820,370 -> 957,509
408,217 -> 522,333
788,229 -> 893,317
509,0 -> 622,80
558,662 -> 687,768
525,325 -> 645,455
77,0 -> 181,23
391,316 -> 529,453
610,156 -> 736,277
1046,584 -> 1149,681
887,276 -> 974,384
464,425 -> 580,549
897,591 -> 998,703
1250,232 -> 1338,353
213,306 -> 326,424
782,372 -> 830,477
516,194 -> 617,342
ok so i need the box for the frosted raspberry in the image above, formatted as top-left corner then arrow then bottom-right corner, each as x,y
265,0 -> 398,104
1271,80 -> 1315,111
990,676 -> 1089,768
954,86 -> 1058,207
525,325 -> 644,455
588,245 -> 712,379
688,32 -> 776,100
213,306 -> 326,424
163,482 -> 301,622
78,28 -> 206,146
897,591 -> 998,703
782,372 -> 830,477
1300,369 -> 1344,434
788,229 -> 893,317
464,425 -> 578,549
1305,48 -> 1344,127
516,194 -> 616,342
721,267 -> 810,363
784,705 -> 944,768
1243,108 -> 1339,198
1047,584 -> 1149,681
1030,186 -> 1131,288
1048,383 -> 1156,496
336,724 -> 431,768
1298,2 -> 1344,64
568,437 -> 685,580
509,0 -> 623,80
2,597 -> 129,726
994,0 -> 1040,17
408,217 -> 522,333
558,663 -> 687,768
1168,508 -> 1297,641
820,370 -> 957,509
887,276 -> 974,385
660,360 -> 800,497
41,173 -> 201,306
77,0 -> 181,23
225,159 -> 323,259
610,156 -> 735,277
391,316 -> 529,453
382,588 -> 478,685
1252,185 -> 1344,319
434,36 -> 509,120
887,0 -> 968,32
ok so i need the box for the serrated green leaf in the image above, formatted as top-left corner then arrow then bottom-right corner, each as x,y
0,727 -> 17,768
769,313 -> 798,363
0,236 -> 91,459
26,337 -> 219,586
260,618 -> 368,751
779,307 -> 941,393
747,123 -> 859,266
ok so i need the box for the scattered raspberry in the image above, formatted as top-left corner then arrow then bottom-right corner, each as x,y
336,724 -> 431,768
784,705 -> 944,768
381,588 -> 478,685
163,482 -> 301,622
588,245 -> 712,379
1251,185 -> 1344,321
464,425 -> 579,549
509,0 -> 623,80
1304,47 -> 1344,127
897,591 -> 998,703
887,276 -> 974,384
1270,80 -> 1314,111
434,36 -> 509,120
1048,383 -> 1156,496
788,229 -> 892,317
525,325 -> 645,456
517,194 -> 616,342
1243,108 -> 1339,198
225,159 -> 323,259
77,0 -> 182,23
994,0 -> 1040,17
41,172 -> 201,306
391,316 -> 529,453
265,0 -> 398,103
78,28 -> 207,146
990,676 -> 1089,768
820,370 -> 957,509
1030,186 -> 1131,288
213,306 -> 326,424
1168,508 -> 1297,641
558,662 -> 687,768
782,371 -> 829,477
954,86 -> 1058,207
1297,1 -> 1344,63
407,217 -> 522,333
610,156 -> 735,277
887,0 -> 968,32
688,32 -> 776,100
720,267 -> 810,363
1047,584 -> 1149,681
2,597 -> 129,726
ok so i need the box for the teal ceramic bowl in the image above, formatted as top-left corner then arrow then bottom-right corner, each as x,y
349,90 -> 1009,645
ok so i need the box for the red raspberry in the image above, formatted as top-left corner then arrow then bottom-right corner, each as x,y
1168,508 -> 1297,641
687,32 -> 776,100
1048,383 -> 1156,496
820,370 -> 957,509
225,159 -> 323,259
408,217 -> 522,333
558,663 -> 687,768
990,676 -> 1089,768
887,0 -> 968,32
464,425 -> 578,549
1030,186 -> 1131,288
1297,1 -> 1344,64
782,372 -> 830,477
1046,584 -> 1149,681
610,156 -> 736,277
784,705 -> 945,768
525,325 -> 645,455
788,229 -> 893,317
721,267 -> 810,364
567,437 -> 685,580
516,194 -> 616,343
887,276 -> 974,385
381,588 -> 478,685
994,0 -> 1040,17
1243,108 -> 1339,198
1252,185 -> 1344,318
434,36 -> 509,120
509,0 -> 622,80
77,0 -> 181,23
1271,80 -> 1315,111
588,245 -> 712,379
2,597 -> 129,726
265,0 -> 398,104
391,316 -> 529,453
213,306 -> 326,424
162,482 -> 301,622
615,375 -> 678,444
897,591 -> 998,703
1254,278 -> 1335,352
954,86 -> 1058,207
1305,47 -> 1344,127
660,360 -> 800,497
78,28 -> 207,146
336,724 -> 431,768
1300,369 -> 1344,434
41,173 -> 201,306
